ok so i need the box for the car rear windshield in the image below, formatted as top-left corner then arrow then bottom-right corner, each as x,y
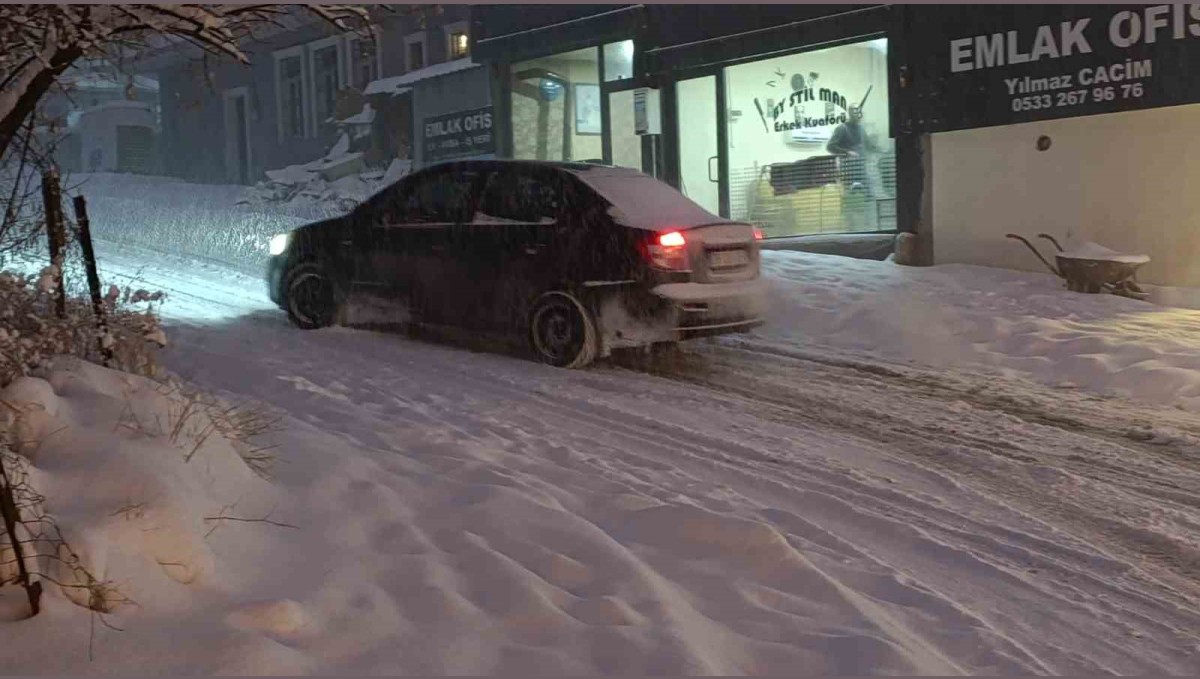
577,172 -> 722,230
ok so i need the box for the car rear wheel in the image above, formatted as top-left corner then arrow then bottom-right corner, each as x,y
285,262 -> 338,330
529,291 -> 598,369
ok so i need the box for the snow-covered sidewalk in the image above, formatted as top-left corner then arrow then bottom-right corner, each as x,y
758,251 -> 1200,412
2,242 -> 1200,674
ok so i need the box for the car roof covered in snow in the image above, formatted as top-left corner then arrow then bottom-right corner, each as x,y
423,158 -> 630,173
421,159 -> 724,230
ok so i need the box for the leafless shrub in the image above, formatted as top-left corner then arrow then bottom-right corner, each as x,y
114,378 -> 280,479
0,267 -> 166,388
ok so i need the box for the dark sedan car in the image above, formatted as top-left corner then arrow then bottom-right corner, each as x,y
266,160 -> 766,368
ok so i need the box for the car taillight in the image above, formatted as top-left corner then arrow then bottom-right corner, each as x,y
647,230 -> 689,270
753,228 -> 764,241
659,231 -> 685,247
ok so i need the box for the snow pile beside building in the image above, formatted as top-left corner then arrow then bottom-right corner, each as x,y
755,251 -> 1200,410
238,133 -> 411,213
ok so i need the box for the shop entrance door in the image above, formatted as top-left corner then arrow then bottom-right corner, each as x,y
674,75 -> 721,216
604,88 -> 644,172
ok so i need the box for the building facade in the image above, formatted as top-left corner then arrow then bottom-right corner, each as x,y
39,65 -> 161,175
470,4 -> 916,253
142,5 -> 494,185
471,4 -> 1200,288
902,3 -> 1200,287
134,4 -> 1200,288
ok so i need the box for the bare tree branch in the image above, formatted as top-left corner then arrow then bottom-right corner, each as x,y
0,4 -> 375,162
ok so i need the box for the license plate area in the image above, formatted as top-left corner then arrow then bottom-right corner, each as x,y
707,248 -> 750,269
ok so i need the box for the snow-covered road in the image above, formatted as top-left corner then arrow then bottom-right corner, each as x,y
9,240 -> 1184,675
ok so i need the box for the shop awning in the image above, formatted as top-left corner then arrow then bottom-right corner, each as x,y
471,5 -> 643,63
363,58 -> 480,96
643,5 -> 890,75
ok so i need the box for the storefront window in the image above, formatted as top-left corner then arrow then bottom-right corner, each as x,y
724,37 -> 895,236
676,75 -> 719,214
603,41 -> 634,82
510,47 -> 602,162
608,89 -> 641,170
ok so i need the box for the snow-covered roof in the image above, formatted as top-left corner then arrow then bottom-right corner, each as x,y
339,103 -> 375,125
86,100 -> 155,110
364,58 -> 481,95
80,100 -> 156,115
60,72 -> 160,92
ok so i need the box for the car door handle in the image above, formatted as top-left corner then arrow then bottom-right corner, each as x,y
708,156 -> 719,183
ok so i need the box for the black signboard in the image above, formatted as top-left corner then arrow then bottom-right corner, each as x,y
907,4 -> 1200,132
423,106 -> 495,163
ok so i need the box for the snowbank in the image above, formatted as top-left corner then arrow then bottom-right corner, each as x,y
0,354 -> 975,675
755,251 -> 1200,410
61,173 -> 332,275
0,357 -> 284,669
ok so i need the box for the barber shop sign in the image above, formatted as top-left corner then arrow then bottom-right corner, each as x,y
752,80 -> 873,135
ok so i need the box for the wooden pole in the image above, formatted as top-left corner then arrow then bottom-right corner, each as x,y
39,168 -> 67,318
0,454 -> 42,618
71,195 -> 114,367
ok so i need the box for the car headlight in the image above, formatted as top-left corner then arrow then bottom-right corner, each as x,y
268,233 -> 291,256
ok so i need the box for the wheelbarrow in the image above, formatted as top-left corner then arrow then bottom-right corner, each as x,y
1006,233 -> 1150,300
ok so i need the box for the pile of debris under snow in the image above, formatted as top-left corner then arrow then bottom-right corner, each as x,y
238,131 -> 411,213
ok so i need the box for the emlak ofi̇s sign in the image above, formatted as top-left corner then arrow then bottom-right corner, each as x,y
911,4 -> 1200,132
423,107 -> 495,163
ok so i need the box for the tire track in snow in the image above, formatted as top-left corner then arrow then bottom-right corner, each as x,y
171,317 -> 1200,673
166,331 -> 1022,676
484,359 -> 1200,652
242,326 -> 1199,674
639,344 -> 1200,622
706,341 -> 1200,544
167,322 -> 1070,671
299,341 -> 1065,672
723,337 -> 1200,472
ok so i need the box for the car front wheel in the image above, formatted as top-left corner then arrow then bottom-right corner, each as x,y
285,262 -> 338,329
529,291 -> 598,369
